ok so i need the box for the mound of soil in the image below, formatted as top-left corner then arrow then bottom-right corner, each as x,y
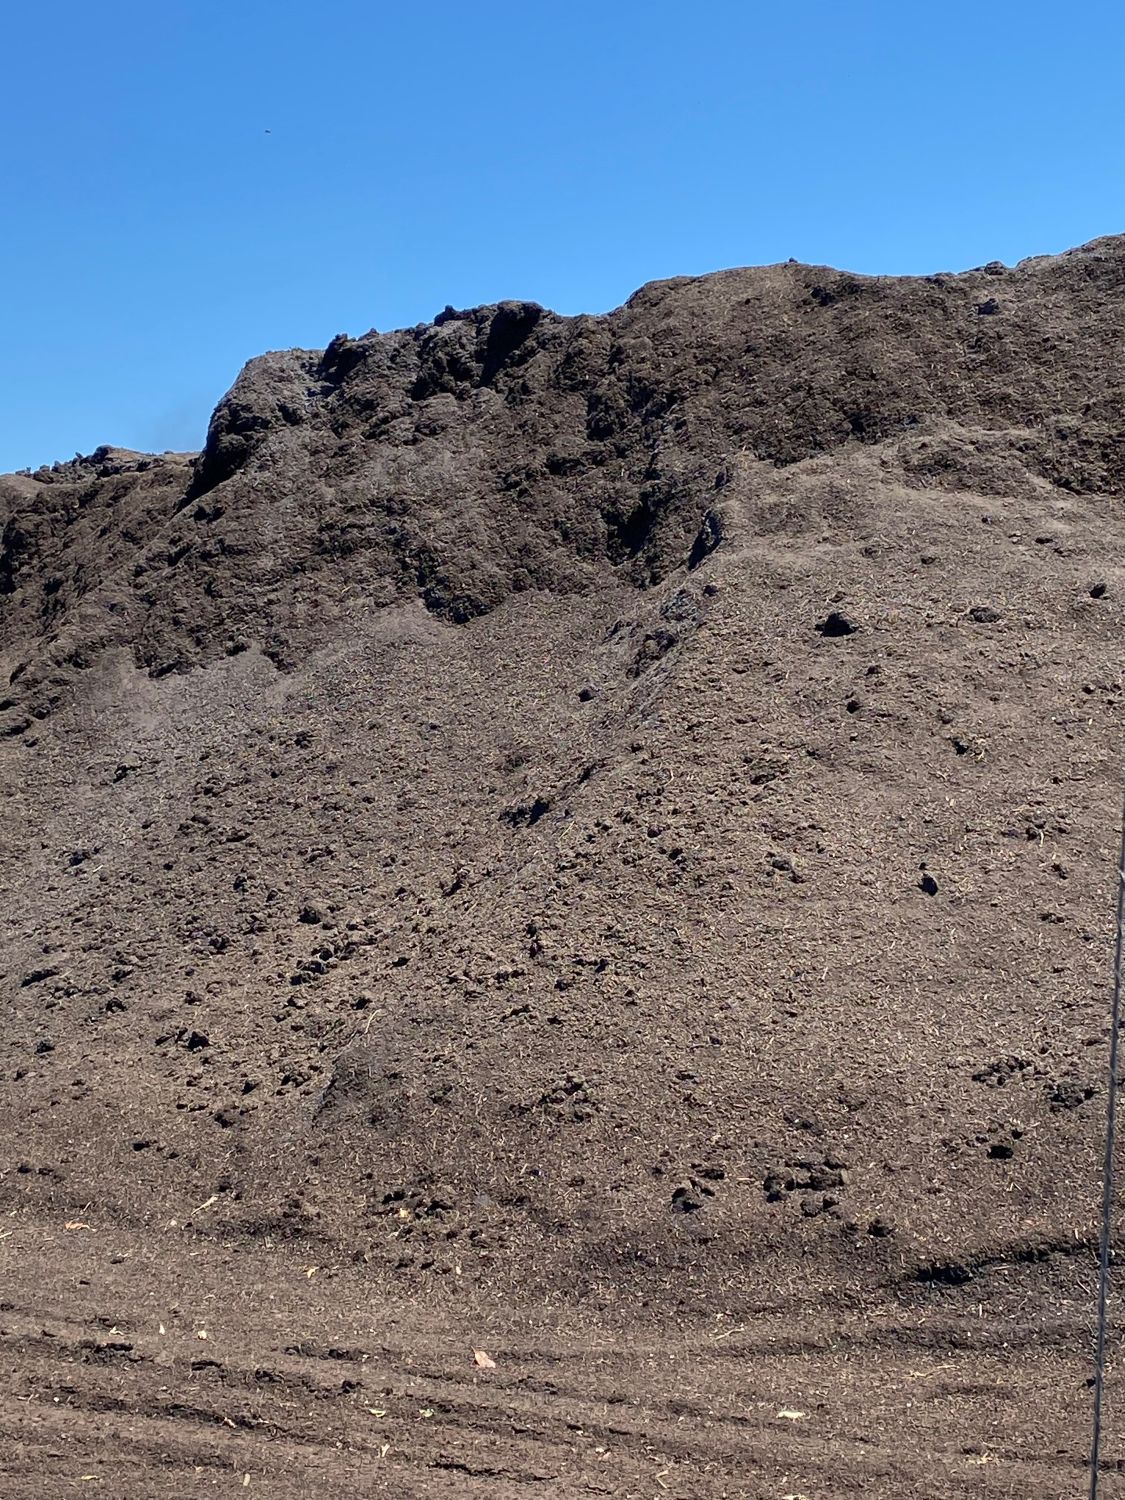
1,238 -> 1124,1495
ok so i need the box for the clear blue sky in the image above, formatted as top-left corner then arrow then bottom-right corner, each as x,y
2,0 -> 1122,472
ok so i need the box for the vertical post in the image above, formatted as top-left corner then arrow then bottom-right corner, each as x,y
1090,788 -> 1125,1499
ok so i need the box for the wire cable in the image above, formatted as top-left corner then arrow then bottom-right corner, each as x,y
1089,788 -> 1125,1500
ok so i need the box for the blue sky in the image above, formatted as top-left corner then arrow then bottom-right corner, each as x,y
2,0 -> 1122,472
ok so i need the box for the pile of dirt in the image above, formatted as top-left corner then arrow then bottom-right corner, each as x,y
1,238 -> 1123,1329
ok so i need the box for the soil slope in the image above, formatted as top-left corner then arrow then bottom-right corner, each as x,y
1,237 -> 1124,1496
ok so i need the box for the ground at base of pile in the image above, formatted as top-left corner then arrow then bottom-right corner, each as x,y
0,1211 -> 1114,1499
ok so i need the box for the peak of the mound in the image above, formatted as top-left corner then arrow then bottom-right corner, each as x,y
3,231 -> 1123,745
197,232 -> 1125,508
4,235 -> 1124,696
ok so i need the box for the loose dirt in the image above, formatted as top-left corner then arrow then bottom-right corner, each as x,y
2,237 -> 1124,1495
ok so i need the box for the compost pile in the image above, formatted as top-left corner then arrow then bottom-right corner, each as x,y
2,237 -> 1124,1312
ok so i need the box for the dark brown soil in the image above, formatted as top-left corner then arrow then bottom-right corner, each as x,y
2,237 -> 1124,1495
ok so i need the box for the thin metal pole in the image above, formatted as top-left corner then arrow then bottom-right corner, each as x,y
1090,787 -> 1125,1500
